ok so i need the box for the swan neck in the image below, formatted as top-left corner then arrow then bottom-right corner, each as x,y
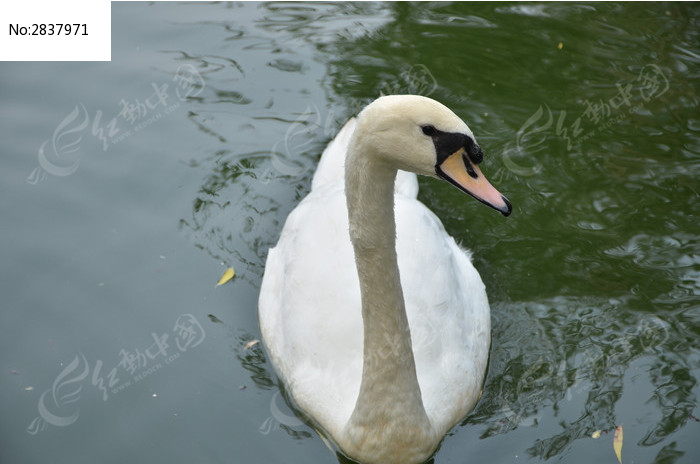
344,144 -> 432,449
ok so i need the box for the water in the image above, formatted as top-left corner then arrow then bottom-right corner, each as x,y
1,2 -> 698,463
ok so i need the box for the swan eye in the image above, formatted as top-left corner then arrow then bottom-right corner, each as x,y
421,125 -> 437,136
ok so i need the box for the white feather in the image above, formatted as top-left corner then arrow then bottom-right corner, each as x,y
259,96 -> 493,464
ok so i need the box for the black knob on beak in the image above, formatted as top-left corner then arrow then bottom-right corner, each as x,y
467,144 -> 483,165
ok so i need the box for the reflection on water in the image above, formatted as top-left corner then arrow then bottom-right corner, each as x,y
474,296 -> 694,459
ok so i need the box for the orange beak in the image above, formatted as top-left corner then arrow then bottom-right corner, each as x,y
436,149 -> 512,217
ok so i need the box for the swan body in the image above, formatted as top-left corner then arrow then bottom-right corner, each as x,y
259,95 -> 511,464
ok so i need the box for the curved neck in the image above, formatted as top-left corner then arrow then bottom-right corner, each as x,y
344,144 -> 432,448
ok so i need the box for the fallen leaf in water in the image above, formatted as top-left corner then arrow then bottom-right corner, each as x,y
591,430 -> 601,439
613,425 -> 623,463
208,314 -> 224,324
244,340 -> 260,350
557,41 -> 564,50
216,267 -> 235,286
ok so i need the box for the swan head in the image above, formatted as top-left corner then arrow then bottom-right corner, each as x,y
354,95 -> 512,216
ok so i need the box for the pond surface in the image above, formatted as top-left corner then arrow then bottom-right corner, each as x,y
1,2 -> 698,463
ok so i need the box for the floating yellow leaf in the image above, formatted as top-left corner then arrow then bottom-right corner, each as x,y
591,430 -> 601,439
216,267 -> 235,286
613,425 -> 623,464
244,339 -> 260,350
557,41 -> 564,50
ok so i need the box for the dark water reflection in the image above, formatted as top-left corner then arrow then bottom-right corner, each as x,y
1,2 -> 697,464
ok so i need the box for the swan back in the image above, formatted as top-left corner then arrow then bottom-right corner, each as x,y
311,117 -> 419,198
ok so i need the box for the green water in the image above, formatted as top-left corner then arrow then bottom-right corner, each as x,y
1,2 -> 697,463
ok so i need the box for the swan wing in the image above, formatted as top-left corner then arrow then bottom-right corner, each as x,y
260,185 -> 362,439
395,197 -> 490,434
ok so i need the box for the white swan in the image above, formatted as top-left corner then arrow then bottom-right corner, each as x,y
259,95 -> 511,464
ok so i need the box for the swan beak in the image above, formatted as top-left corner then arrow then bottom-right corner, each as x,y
436,149 -> 512,217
